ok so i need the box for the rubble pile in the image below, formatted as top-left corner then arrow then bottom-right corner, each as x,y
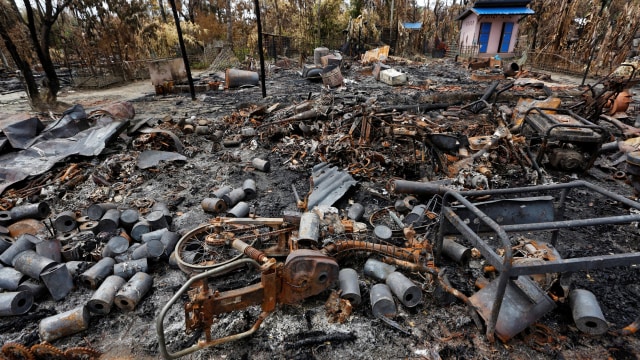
1,54 -> 640,359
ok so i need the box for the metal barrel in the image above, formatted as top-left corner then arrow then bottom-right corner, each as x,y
363,258 -> 396,282
370,283 -> 396,318
10,202 -> 51,221
102,236 -> 129,258
87,203 -> 117,221
78,221 -> 100,234
0,234 -> 35,266
222,188 -> 246,208
12,250 -> 57,280
227,202 -> 250,218
160,231 -> 180,257
570,289 -> 609,335
0,291 -> 33,316
140,228 -> 168,243
98,209 -> 120,233
65,261 -> 92,277
298,212 -> 320,246
17,279 -> 48,299
130,220 -> 151,241
87,275 -> 126,315
41,263 -> 74,301
442,238 -> 471,264
385,271 -> 422,308
225,68 -> 259,88
146,210 -> 168,230
0,234 -> 13,253
54,211 -> 77,233
39,306 -> 90,342
251,158 -> 270,172
80,257 -> 115,289
113,258 -> 148,279
242,179 -> 257,199
403,204 -> 427,226
338,268 -> 361,305
131,240 -> 164,260
151,202 -> 172,226
201,198 -> 227,213
119,209 -> 139,232
115,272 -> 153,311
0,211 -> 11,226
213,186 -> 233,199
0,267 -> 27,290
347,203 -> 365,221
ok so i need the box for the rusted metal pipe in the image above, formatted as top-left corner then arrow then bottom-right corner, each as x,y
102,236 -> 129,258
115,272 -> 154,311
442,238 -> 471,264
9,202 -> 51,221
0,267 -> 27,290
570,289 -> 608,335
113,258 -> 148,279
80,257 -> 115,289
298,212 -> 320,246
39,306 -> 90,342
54,210 -> 77,233
339,268 -> 361,305
87,203 -> 117,221
87,275 -> 126,315
0,234 -> 35,265
0,291 -> 33,316
119,209 -> 139,232
147,210 -> 169,230
98,208 -> 120,233
227,202 -> 250,218
391,179 -> 451,196
385,271 -> 421,308
201,197 -> 228,213
12,250 -> 57,280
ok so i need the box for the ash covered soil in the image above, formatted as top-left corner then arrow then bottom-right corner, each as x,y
1,58 -> 640,360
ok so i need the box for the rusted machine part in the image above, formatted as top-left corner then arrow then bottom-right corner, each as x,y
0,291 -> 33,316
64,346 -> 102,359
80,257 -> 115,289
0,234 -> 35,266
391,179 -> 451,196
87,203 -> 117,221
441,238 -> 471,264
9,202 -> 51,221
160,231 -> 180,257
621,314 -> 640,335
231,238 -> 269,264
39,306 -> 91,342
607,90 -> 632,115
370,283 -> 396,318
385,271 -> 421,308
41,263 -> 74,301
1,342 -> 34,360
88,275 -> 127,314
115,272 -> 153,311
363,258 -> 396,282
151,202 -> 173,226
323,239 -> 423,263
12,250 -> 57,280
114,258 -> 148,279
17,279 -> 48,299
54,210 -> 77,233
31,342 -> 65,359
78,221 -> 99,234
338,268 -> 361,305
569,289 -> 608,335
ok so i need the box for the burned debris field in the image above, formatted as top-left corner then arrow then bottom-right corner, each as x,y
1,55 -> 640,360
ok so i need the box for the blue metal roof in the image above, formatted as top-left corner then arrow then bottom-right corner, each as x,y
472,7 -> 535,15
402,22 -> 422,30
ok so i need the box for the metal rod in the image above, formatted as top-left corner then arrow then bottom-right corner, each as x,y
253,0 -> 266,98
168,0 -> 196,100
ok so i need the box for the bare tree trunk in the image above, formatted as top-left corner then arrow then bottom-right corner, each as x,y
226,0 -> 233,47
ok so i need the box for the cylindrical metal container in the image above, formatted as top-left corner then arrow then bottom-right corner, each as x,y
80,257 -> 115,289
115,272 -> 154,311
347,203 -> 365,222
370,283 -> 396,318
195,125 -> 209,135
17,279 -> 48,299
213,186 -> 233,199
168,251 -> 179,269
98,209 -> 120,233
119,209 -> 139,232
65,261 -> 91,277
373,225 -> 393,242
201,198 -> 227,213
33,236 -> 62,263
41,263 -> 74,301
12,250 -> 57,280
146,210 -> 168,230
0,234 -> 13,253
160,231 -> 180,257
0,267 -> 27,290
113,258 -> 148,279
61,242 -> 82,262
130,220 -> 151,241
222,188 -> 246,207
54,211 -> 77,233
298,212 -> 320,246
140,228 -> 168,243
242,179 -> 257,199
0,211 -> 12,226
251,158 -> 270,172
225,68 -> 259,89
39,306 -> 90,342
570,289 -> 609,335
227,202 -> 250,218
403,204 -> 427,226
87,203 -> 117,221
102,236 -> 129,258
131,240 -> 164,260
10,202 -> 51,221
339,268 -> 361,305
442,238 -> 471,264
151,202 -> 172,226
0,291 -> 33,316
0,234 -> 35,266
363,258 -> 396,282
87,275 -> 126,315
386,271 -> 421,308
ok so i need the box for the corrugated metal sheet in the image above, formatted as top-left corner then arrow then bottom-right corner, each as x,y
402,22 -> 422,30
306,163 -> 357,210
472,7 -> 534,15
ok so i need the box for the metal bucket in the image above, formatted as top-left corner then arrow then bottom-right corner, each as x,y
321,65 -> 343,87
225,68 -> 259,89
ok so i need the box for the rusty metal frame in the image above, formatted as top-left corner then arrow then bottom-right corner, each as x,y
435,180 -> 640,342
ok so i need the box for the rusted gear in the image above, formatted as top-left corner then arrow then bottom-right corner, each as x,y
1,343 -> 35,360
63,347 -> 101,360
30,343 -> 65,360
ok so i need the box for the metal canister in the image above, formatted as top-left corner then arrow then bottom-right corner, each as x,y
131,220 -> 151,241
0,291 -> 33,316
251,158 -> 271,172
373,225 -> 392,242
39,306 -> 90,342
87,203 -> 117,221
242,179 -> 257,199
41,263 -> 74,301
102,236 -> 129,258
0,234 -> 12,253
119,209 -> 139,232
0,211 -> 11,226
201,197 -> 227,213
347,203 -> 365,222
222,188 -> 246,208
0,234 -> 35,266
442,238 -> 471,264
87,275 -> 126,315
115,272 -> 154,311
213,186 -> 233,199
146,210 -> 168,230
160,231 -> 180,258
113,258 -> 148,279
140,228 -> 168,243
12,250 -> 57,280
370,283 -> 396,318
61,242 -> 82,262
33,236 -> 62,263
403,204 -> 427,226
17,279 -> 48,299
98,209 -> 120,233
298,212 -> 320,246
10,202 -> 51,221
385,271 -> 422,308
80,257 -> 115,289
151,202 -> 173,226
227,202 -> 250,218
131,240 -> 164,260
65,261 -> 91,277
54,211 -> 77,233
338,268 -> 361,305
570,289 -> 609,335
363,258 -> 396,282
0,267 -> 27,290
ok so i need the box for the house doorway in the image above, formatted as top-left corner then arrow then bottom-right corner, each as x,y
478,22 -> 491,53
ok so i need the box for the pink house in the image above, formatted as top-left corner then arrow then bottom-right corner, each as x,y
456,0 -> 534,58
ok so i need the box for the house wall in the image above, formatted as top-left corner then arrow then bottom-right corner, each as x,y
458,14 -> 523,57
